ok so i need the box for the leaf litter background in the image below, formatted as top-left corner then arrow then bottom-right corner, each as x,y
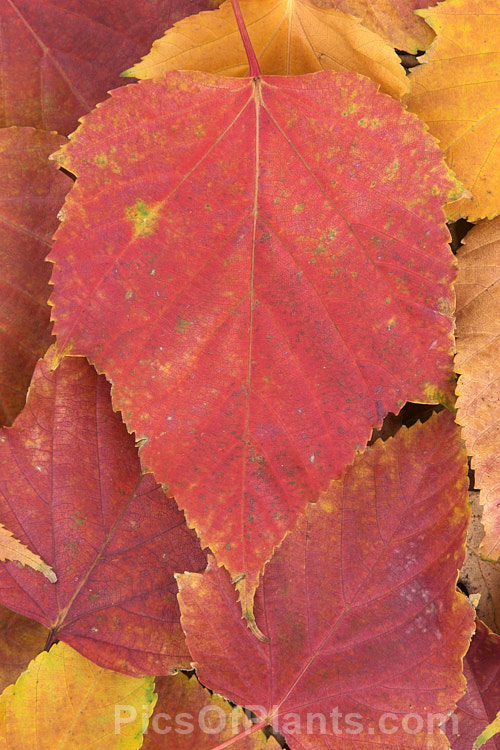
0,0 -> 499,748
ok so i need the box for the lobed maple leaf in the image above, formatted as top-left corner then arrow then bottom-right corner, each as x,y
0,641 -> 156,749
0,353 -> 207,675
144,672 -> 281,749
445,619 -> 500,750
126,0 -> 408,99
0,0 -> 217,134
50,68 -> 461,619
454,217 -> 500,561
310,0 -> 436,55
177,412 -> 474,749
405,0 -> 500,221
0,127 -> 70,426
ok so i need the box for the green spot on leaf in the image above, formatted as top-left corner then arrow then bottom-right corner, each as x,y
125,199 -> 161,239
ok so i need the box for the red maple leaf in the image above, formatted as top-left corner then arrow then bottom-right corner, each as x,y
0,354 -> 206,675
177,413 -> 474,749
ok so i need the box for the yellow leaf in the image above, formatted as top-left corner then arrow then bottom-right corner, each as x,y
0,522 -> 56,582
455,217 -> 500,561
405,0 -> 500,221
125,0 -> 408,99
0,642 -> 156,749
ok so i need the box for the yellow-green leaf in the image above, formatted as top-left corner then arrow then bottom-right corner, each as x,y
475,712 -> 500,749
0,642 -> 156,749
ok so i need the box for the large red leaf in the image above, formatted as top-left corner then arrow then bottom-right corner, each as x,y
446,620 -> 500,749
177,412 -> 474,749
50,70 -> 460,614
0,0 -> 217,134
0,353 -> 207,675
0,127 -> 70,426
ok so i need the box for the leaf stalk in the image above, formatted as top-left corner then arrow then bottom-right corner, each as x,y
230,0 -> 261,77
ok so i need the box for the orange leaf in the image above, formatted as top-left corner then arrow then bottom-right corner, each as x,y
310,0 -> 436,54
405,0 -> 500,221
455,217 -> 500,561
126,0 -> 408,98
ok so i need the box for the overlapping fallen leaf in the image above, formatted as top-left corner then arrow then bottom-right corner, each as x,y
0,127 -> 69,426
0,0 -> 217,134
0,523 -> 55,582
177,413 -> 473,749
0,641 -> 156,750
445,619 -> 500,750
50,68 -> 460,618
144,673 -> 280,749
455,217 -> 500,561
406,0 -> 500,221
126,0 -> 408,98
0,605 -> 47,693
0,353 -> 207,675
311,0 -> 435,54
460,492 -> 500,632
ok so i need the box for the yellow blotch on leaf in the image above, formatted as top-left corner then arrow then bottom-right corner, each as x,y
125,0 -> 408,99
0,642 -> 156,749
405,0 -> 500,220
125,199 -> 161,240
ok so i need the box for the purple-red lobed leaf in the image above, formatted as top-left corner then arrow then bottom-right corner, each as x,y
50,70 -> 460,613
177,412 -> 474,749
0,0 -> 218,134
0,354 -> 207,675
